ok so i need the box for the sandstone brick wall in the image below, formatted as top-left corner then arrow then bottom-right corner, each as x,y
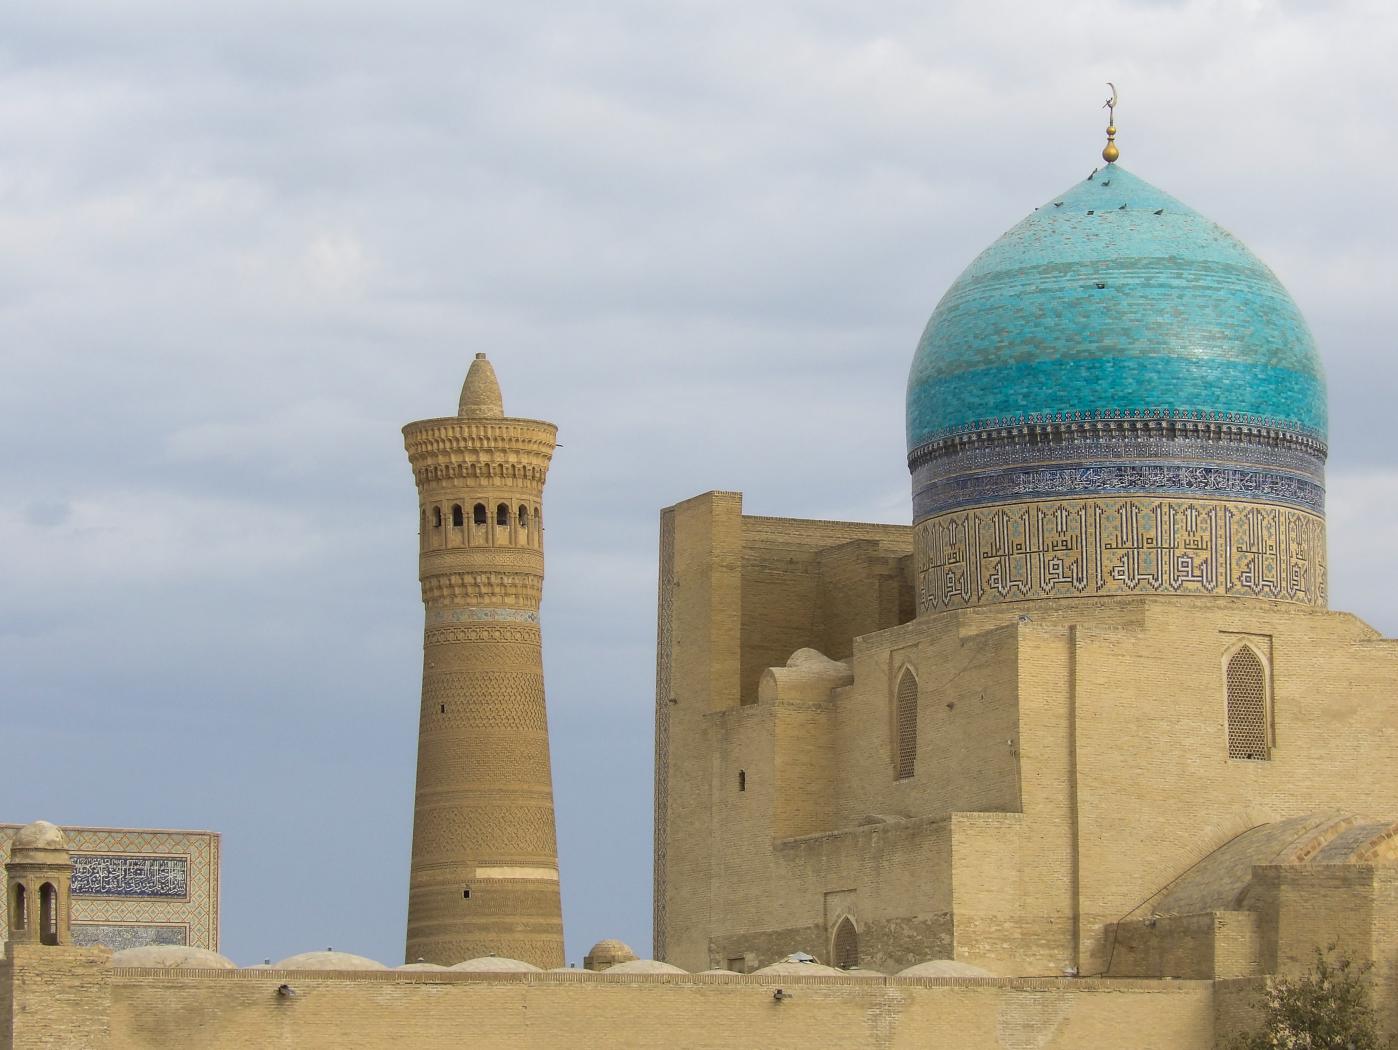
94,969 -> 1213,1050
2,945 -> 112,1050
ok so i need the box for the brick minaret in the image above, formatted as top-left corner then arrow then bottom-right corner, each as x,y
403,353 -> 563,967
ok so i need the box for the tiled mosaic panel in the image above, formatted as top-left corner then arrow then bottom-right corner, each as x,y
72,923 -> 187,950
915,497 -> 1326,612
0,825 -> 219,950
907,165 -> 1326,449
71,855 -> 188,899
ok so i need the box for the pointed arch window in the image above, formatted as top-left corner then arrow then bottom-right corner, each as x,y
451,504 -> 464,527
39,882 -> 58,945
496,503 -> 510,527
473,503 -> 487,526
1226,646 -> 1270,760
895,668 -> 918,779
832,917 -> 859,970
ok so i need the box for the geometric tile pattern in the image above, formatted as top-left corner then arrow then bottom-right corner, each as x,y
914,496 -> 1326,612
0,824 -> 219,950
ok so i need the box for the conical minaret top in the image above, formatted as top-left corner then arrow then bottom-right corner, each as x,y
458,352 -> 505,418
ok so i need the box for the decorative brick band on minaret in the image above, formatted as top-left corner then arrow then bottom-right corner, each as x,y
403,354 -> 564,968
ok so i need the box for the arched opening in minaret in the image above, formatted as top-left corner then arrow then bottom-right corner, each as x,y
432,507 -> 442,528
9,883 -> 26,931
518,505 -> 529,529
451,504 -> 464,527
496,503 -> 509,527
832,917 -> 859,969
473,503 -> 487,526
38,882 -> 58,945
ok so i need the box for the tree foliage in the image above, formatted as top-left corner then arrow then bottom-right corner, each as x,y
1229,946 -> 1393,1050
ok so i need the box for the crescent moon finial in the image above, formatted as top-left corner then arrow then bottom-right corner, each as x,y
1102,82 -> 1120,164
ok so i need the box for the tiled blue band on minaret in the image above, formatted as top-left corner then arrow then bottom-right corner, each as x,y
905,163 -> 1328,612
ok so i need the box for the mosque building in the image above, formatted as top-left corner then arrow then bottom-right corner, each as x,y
5,115 -> 1398,1049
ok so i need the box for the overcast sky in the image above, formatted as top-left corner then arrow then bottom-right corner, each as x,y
3,0 -> 1396,967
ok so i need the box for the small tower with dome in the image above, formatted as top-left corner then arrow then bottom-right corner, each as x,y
402,353 -> 564,969
5,821 -> 74,947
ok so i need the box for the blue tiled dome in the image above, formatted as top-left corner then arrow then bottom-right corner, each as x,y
906,165 -> 1326,454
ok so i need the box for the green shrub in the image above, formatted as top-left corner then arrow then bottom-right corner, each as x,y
1229,946 -> 1392,1050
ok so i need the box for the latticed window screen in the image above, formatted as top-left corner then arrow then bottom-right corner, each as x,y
896,670 -> 918,779
1226,647 -> 1269,760
832,919 -> 859,970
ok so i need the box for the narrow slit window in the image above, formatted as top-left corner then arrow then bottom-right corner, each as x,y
738,769 -> 746,792
10,883 -> 26,931
1226,646 -> 1270,760
895,669 -> 917,779
39,882 -> 58,945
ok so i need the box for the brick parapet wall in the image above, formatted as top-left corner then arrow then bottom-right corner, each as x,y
90,968 -> 1216,1050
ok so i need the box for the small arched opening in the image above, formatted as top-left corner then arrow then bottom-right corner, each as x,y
496,503 -> 510,527
10,882 -> 26,931
38,882 -> 58,945
518,505 -> 529,529
473,503 -> 487,526
432,507 -> 442,528
451,504 -> 464,527
832,917 -> 859,970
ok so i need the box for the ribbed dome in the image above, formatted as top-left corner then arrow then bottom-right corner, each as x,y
906,165 -> 1326,454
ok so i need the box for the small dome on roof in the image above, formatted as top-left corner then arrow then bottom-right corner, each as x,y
896,960 -> 994,978
449,956 -> 541,973
584,938 -> 639,971
110,945 -> 235,970
12,820 -> 67,851
273,950 -> 386,971
840,967 -> 886,977
752,959 -> 844,977
604,959 -> 687,975
396,961 -> 447,971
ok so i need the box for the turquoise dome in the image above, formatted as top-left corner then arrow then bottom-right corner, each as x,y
906,165 -> 1326,454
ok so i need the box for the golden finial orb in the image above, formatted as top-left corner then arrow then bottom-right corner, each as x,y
1102,83 -> 1120,163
